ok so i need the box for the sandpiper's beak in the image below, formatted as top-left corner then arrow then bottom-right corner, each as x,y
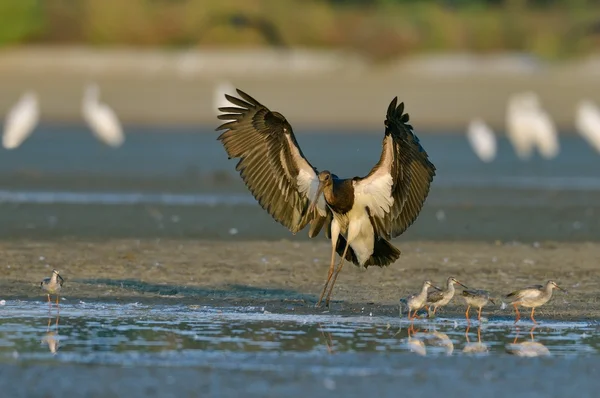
57,274 -> 64,283
555,284 -> 567,294
429,283 -> 443,291
489,298 -> 496,305
454,279 -> 469,289
308,182 -> 325,215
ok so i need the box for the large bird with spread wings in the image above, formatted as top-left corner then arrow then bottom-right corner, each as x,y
216,89 -> 436,307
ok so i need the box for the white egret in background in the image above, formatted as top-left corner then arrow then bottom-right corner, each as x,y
213,81 -> 237,116
575,99 -> 600,154
2,91 -> 39,150
505,91 -> 559,160
82,83 -> 125,148
466,118 -> 496,163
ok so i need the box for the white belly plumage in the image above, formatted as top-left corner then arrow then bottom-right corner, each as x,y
332,207 -> 375,265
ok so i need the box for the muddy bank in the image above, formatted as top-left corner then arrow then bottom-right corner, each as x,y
1,239 -> 595,321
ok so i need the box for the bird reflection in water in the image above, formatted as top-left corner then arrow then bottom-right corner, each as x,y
505,326 -> 550,357
318,323 -> 334,354
41,315 -> 60,355
421,330 -> 454,355
405,324 -> 427,356
463,324 -> 489,355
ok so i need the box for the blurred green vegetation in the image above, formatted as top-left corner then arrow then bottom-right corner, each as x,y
1,0 -> 600,60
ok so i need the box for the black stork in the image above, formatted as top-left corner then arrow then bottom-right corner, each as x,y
216,89 -> 436,307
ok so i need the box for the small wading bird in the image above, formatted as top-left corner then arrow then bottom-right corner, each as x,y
426,276 -> 468,317
216,89 -> 436,307
466,118 -> 496,163
402,280 -> 441,320
41,269 -> 64,310
505,91 -> 559,160
575,99 -> 600,154
82,83 -> 125,148
2,91 -> 39,150
461,289 -> 495,322
506,280 -> 565,324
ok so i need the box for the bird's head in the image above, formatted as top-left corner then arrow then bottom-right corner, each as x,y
308,171 -> 332,214
449,276 -> 468,289
548,280 -> 565,293
424,280 -> 442,291
52,269 -> 65,284
318,170 -> 333,185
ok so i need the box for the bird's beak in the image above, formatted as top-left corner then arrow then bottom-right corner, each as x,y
308,182 -> 325,215
555,284 -> 567,294
455,280 -> 469,289
430,284 -> 443,291
489,298 -> 496,305
58,274 -> 64,283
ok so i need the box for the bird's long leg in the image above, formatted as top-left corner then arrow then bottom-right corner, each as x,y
47,294 -> 51,312
530,307 -> 537,324
477,307 -> 482,322
316,242 -> 337,307
477,325 -> 482,343
465,305 -> 471,323
513,304 -> 521,324
56,294 -> 60,314
324,240 -> 350,307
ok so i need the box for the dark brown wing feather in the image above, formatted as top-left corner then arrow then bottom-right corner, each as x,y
360,98 -> 436,239
216,89 -> 324,234
384,98 -> 436,237
427,290 -> 445,304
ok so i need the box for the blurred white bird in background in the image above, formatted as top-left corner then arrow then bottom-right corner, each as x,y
2,91 -> 39,150
575,99 -> 600,154
213,81 -> 237,116
466,118 -> 497,163
506,91 -> 560,160
82,83 -> 125,148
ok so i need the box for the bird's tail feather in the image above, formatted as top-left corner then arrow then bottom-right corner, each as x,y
335,235 -> 401,268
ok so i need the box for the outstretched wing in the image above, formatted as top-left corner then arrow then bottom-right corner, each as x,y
216,89 -> 327,235
352,97 -> 436,239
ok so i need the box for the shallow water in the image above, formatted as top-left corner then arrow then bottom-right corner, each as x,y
1,301 -> 598,365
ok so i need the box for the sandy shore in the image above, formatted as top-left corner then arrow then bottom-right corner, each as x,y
1,239 -> 594,321
1,47 -> 600,130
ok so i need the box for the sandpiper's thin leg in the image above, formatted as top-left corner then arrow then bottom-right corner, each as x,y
324,240 -> 350,307
56,294 -> 60,313
465,324 -> 471,341
465,305 -> 471,322
477,307 -> 482,321
316,242 -> 337,307
477,325 -> 482,343
47,294 -> 51,311
47,317 -> 52,331
530,308 -> 537,324
432,306 -> 438,316
513,304 -> 521,324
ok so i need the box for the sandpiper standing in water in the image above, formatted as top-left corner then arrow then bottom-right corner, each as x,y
506,280 -> 565,324
41,269 -> 64,311
461,289 -> 495,323
426,276 -> 468,317
403,280 -> 441,321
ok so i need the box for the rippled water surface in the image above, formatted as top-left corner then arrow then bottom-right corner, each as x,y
1,301 -> 599,365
